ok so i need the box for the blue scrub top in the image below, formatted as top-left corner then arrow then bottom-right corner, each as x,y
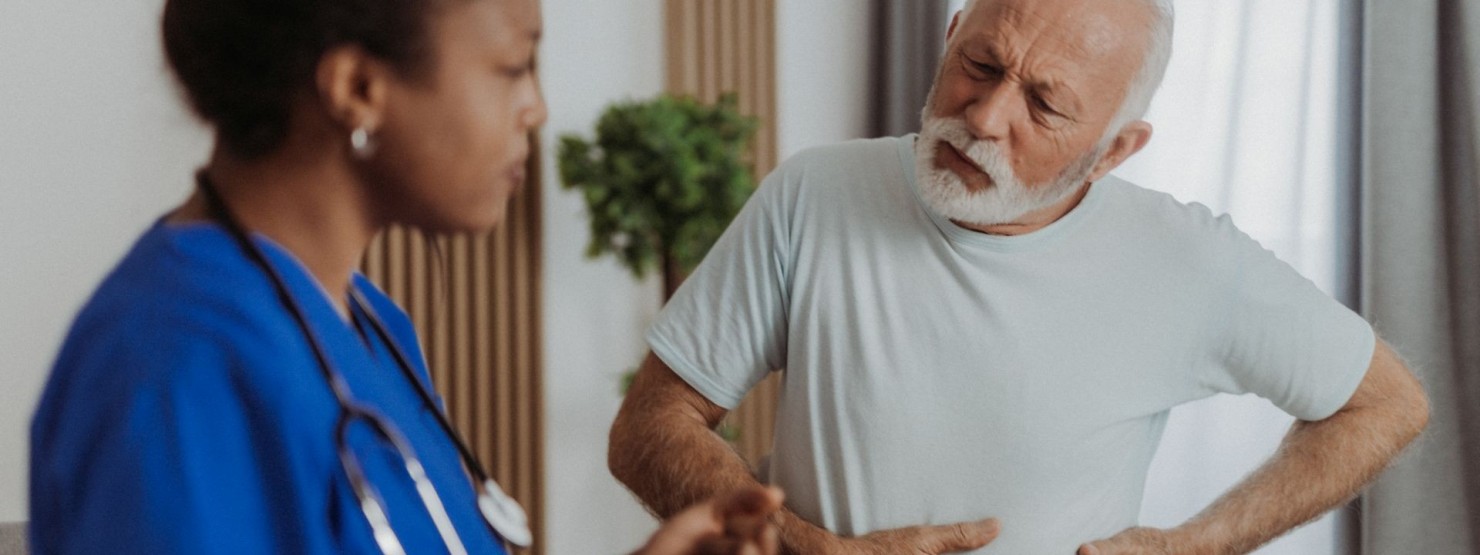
29,220 -> 511,554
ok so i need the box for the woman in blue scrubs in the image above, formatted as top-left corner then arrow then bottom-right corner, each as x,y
27,0 -> 781,553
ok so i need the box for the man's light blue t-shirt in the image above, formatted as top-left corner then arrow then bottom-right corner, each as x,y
648,135 -> 1375,553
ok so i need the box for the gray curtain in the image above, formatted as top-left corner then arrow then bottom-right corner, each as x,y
871,0 -> 951,137
1359,0 -> 1480,553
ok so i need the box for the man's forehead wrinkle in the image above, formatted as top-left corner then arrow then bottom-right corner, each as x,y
969,1 -> 1115,85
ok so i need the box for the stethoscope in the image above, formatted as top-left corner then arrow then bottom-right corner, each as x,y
195,171 -> 532,554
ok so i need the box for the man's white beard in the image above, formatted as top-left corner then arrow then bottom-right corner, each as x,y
914,116 -> 1107,227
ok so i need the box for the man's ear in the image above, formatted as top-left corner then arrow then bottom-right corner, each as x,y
315,45 -> 393,135
1087,121 -> 1153,183
946,12 -> 962,43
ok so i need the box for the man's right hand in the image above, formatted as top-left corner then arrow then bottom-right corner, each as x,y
815,518 -> 1002,555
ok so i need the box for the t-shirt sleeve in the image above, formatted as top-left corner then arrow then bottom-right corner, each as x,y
1201,215 -> 1376,421
646,168 -> 793,410
29,331 -> 334,554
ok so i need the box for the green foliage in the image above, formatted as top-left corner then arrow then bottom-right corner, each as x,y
619,368 -> 637,396
558,93 -> 760,279
716,422 -> 742,443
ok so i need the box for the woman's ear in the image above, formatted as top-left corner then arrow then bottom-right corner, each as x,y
315,45 -> 392,134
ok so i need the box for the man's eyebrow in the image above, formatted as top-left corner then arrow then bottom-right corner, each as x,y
966,44 -> 1065,92
963,42 -> 1005,65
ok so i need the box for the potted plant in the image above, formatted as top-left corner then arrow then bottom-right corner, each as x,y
559,94 -> 759,443
557,93 -> 760,300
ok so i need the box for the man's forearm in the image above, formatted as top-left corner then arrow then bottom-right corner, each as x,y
1168,345 -> 1428,554
608,412 -> 837,554
609,401 -> 753,517
1169,413 -> 1402,553
609,360 -> 842,554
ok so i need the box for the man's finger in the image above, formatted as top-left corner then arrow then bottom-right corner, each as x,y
918,518 -> 1001,553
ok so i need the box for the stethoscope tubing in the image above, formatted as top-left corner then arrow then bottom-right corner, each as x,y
194,171 -> 523,552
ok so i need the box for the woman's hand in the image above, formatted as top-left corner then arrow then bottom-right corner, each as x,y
635,485 -> 785,555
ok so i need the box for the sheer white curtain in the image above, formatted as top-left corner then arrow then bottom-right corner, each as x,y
1118,2 -> 1348,554
944,1 -> 1350,553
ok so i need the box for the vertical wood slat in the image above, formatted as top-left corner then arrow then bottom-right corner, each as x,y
472,234 -> 493,468
360,133 -> 544,554
520,143 -> 544,538
665,0 -> 781,466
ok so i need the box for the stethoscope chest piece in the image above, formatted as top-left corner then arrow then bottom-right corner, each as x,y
478,479 -> 532,548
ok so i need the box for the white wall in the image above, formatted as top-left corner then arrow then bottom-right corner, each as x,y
537,1 -> 668,553
775,0 -> 875,160
0,0 -> 211,521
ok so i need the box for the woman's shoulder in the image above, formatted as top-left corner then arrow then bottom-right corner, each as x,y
94,223 -> 292,332
33,221 -> 332,453
51,223 -> 309,388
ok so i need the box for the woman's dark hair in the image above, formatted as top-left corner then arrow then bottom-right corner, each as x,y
162,0 -> 450,158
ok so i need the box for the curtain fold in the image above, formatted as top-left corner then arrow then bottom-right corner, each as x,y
871,0 -> 951,137
1359,0 -> 1480,553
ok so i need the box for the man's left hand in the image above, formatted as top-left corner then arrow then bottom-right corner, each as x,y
1078,527 -> 1174,555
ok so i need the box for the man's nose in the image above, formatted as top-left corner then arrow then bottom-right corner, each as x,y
962,82 -> 1021,143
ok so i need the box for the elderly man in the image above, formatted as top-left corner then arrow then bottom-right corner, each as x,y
609,0 -> 1430,553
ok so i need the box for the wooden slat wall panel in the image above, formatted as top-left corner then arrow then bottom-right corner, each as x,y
361,135 -> 544,555
665,0 -> 781,466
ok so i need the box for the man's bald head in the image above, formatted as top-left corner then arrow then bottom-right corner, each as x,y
959,0 -> 1173,128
